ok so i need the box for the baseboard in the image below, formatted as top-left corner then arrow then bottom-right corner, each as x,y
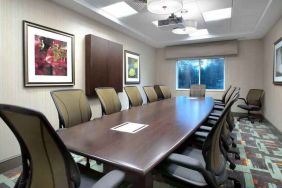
263,117 -> 282,135
0,155 -> 21,173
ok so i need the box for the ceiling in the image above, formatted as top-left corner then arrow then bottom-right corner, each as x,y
51,0 -> 282,47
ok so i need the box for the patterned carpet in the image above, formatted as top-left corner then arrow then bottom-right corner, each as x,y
0,117 -> 282,188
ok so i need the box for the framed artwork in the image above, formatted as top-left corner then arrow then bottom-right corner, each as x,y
124,50 -> 140,84
274,37 -> 282,85
23,21 -> 75,87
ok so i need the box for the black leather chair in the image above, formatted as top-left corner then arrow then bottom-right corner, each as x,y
0,104 -> 125,188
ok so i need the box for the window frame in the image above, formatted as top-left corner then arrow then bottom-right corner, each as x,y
175,57 -> 225,91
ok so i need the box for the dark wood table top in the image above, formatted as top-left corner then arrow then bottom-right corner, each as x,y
58,96 -> 214,175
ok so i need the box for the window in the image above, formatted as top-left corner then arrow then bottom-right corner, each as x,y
176,58 -> 224,90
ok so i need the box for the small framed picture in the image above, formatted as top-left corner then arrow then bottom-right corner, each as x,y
274,37 -> 282,85
23,21 -> 75,86
124,50 -> 140,84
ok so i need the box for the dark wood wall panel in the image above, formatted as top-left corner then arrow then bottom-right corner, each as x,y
85,35 -> 123,96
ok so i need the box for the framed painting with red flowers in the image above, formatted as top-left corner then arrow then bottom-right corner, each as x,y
23,21 -> 74,86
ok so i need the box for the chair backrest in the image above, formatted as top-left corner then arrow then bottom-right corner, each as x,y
202,95 -> 238,178
221,85 -> 232,101
154,85 -> 171,99
143,86 -> 158,103
95,87 -> 122,115
51,89 -> 92,128
124,86 -> 143,108
221,89 -> 240,140
190,84 -> 206,97
224,87 -> 236,104
0,104 -> 80,188
246,89 -> 264,107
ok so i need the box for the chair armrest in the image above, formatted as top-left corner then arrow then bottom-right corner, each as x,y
213,105 -> 224,110
92,170 -> 125,188
214,102 -> 225,106
214,99 -> 223,102
238,98 -> 247,104
208,115 -> 219,120
167,153 -> 205,172
210,112 -> 221,117
166,154 -> 217,187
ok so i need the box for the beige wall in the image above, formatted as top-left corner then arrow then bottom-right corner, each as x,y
0,0 -> 156,162
263,16 -> 282,131
155,39 -> 264,112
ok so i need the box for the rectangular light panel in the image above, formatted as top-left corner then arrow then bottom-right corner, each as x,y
101,1 -> 137,18
203,8 -> 232,22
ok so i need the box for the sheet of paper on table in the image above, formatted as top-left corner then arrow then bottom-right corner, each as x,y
111,122 -> 149,133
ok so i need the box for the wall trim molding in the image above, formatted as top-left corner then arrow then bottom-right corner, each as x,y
0,155 -> 21,173
264,117 -> 282,134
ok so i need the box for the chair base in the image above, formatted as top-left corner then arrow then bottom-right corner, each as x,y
228,176 -> 244,188
237,112 -> 263,123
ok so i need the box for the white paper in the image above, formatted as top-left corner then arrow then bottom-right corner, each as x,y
111,122 -> 148,133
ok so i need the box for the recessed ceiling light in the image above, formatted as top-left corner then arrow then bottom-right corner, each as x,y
203,8 -> 232,22
172,27 -> 197,35
189,29 -> 209,37
101,2 -> 137,18
152,20 -> 159,26
175,2 -> 199,19
172,20 -> 197,35
147,0 -> 183,15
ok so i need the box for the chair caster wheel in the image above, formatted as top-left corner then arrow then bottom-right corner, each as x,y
235,154 -> 240,160
234,179 -> 241,188
232,143 -> 237,148
229,163 -> 236,170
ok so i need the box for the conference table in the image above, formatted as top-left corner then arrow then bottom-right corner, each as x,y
58,96 -> 214,188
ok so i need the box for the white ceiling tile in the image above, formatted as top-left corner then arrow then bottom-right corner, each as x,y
196,0 -> 232,12
206,19 -> 230,35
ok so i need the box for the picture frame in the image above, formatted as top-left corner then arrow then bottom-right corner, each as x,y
124,50 -> 140,84
23,21 -> 75,87
274,37 -> 282,85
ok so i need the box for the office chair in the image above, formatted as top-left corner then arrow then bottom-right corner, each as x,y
51,89 -> 92,129
159,96 -> 242,188
214,85 -> 232,105
95,87 -> 122,115
51,89 -> 93,168
195,89 -> 241,169
0,104 -> 125,188
124,86 -> 143,108
237,89 -> 264,123
143,86 -> 158,103
190,84 -> 206,97
154,85 -> 171,100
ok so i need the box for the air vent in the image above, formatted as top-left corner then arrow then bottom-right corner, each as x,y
126,0 -> 147,12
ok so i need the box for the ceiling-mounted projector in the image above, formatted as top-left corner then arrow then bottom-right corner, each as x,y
157,14 -> 184,30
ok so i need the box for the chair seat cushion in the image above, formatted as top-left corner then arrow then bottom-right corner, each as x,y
164,148 -> 207,187
210,111 -> 222,117
194,131 -> 209,138
80,172 -> 97,188
199,125 -> 212,131
237,104 -> 260,111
